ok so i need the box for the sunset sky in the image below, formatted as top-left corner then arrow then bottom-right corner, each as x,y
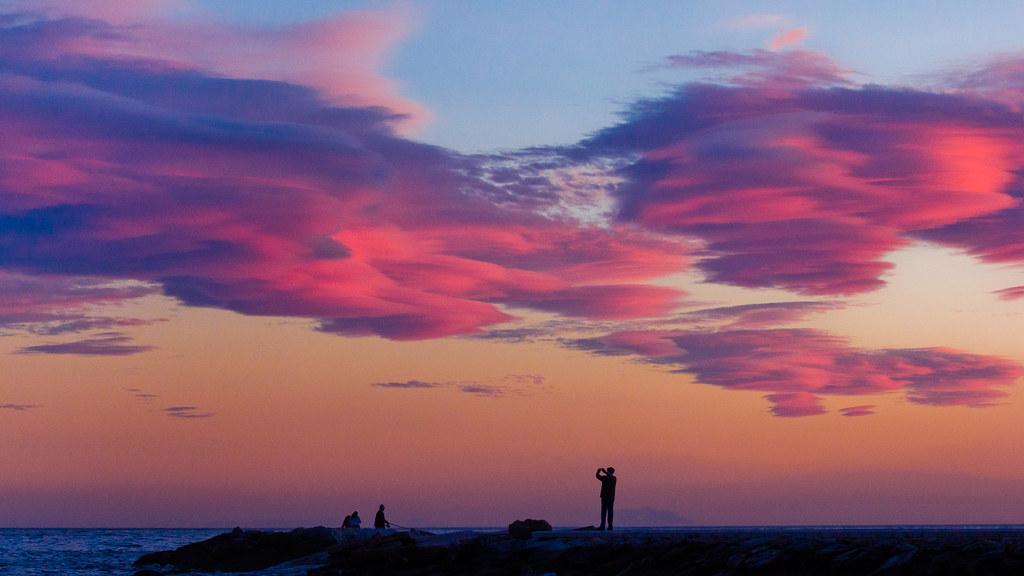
5,0 -> 1024,528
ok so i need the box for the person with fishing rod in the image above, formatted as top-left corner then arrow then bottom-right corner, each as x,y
374,504 -> 391,529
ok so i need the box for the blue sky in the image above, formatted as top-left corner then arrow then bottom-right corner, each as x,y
188,1 -> 1024,152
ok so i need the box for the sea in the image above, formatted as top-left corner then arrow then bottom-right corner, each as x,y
5,525 -> 1024,575
0,528 -> 225,576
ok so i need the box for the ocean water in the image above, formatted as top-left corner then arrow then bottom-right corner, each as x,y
0,528 -> 224,576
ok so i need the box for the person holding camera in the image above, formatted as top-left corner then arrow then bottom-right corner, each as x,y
596,467 -> 616,530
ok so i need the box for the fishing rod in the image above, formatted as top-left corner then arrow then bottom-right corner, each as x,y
387,522 -> 434,535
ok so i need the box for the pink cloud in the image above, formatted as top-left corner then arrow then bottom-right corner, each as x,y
0,12 -> 693,341
675,301 -> 840,330
769,27 -> 808,51
918,161 -> 1024,265
6,7 -> 1024,405
927,52 -> 1024,111
161,9 -> 431,132
600,330 -> 686,357
664,49 -> 851,88
587,50 -> 1024,295
764,392 -> 826,417
2,6 -> 429,132
994,286 -> 1024,301
15,0 -> 180,24
0,272 -> 156,314
571,326 -> 1023,417
0,272 -> 161,344
501,284 -> 684,320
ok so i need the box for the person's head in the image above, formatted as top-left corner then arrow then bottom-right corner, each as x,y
379,505 -> 385,511
607,467 -> 615,475
353,511 -> 359,516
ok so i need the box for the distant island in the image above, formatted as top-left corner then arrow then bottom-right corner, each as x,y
131,523 -> 1024,575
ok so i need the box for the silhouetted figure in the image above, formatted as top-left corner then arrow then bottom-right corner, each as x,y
596,467 -> 616,530
375,505 -> 391,529
349,511 -> 361,529
342,514 -> 352,529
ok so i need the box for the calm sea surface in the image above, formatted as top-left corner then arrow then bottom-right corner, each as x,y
0,529 -> 223,576
5,525 -> 1024,575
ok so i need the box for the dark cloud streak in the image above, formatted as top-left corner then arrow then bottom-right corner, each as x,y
16,333 -> 156,356
373,375 -> 548,398
163,406 -> 214,419
0,403 -> 39,411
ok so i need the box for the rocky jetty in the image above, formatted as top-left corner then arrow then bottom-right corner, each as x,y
133,525 -> 1024,575
133,526 -> 339,573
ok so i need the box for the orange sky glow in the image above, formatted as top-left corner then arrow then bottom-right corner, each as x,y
4,1 -> 1024,528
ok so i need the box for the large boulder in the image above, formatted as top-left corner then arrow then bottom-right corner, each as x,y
134,526 -> 339,572
508,519 -> 552,539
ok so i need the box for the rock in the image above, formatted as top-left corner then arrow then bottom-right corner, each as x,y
508,519 -> 552,539
133,526 -> 339,572
744,545 -> 782,569
136,526 -> 1024,576
874,542 -> 917,573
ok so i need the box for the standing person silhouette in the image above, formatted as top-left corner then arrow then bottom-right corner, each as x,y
374,505 -> 391,529
596,467 -> 616,531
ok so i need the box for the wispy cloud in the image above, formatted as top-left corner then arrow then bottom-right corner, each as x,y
16,333 -> 156,356
373,380 -> 442,390
0,403 -> 40,411
764,392 -> 826,418
469,327 -> 552,344
672,301 -> 840,330
127,388 -> 157,399
373,374 -> 549,398
568,328 -> 1022,417
768,27 -> 808,51
163,406 -> 214,419
127,389 -> 211,417
993,286 -> 1024,301
840,405 -> 876,417
6,1 -> 427,129
19,0 -> 180,25
0,272 -> 160,337
659,49 -> 852,87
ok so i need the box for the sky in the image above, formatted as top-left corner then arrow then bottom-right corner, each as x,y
4,0 -> 1024,528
